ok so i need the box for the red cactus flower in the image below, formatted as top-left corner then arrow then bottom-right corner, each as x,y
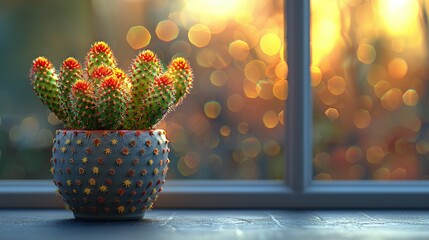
101,76 -> 122,89
62,57 -> 81,70
90,41 -> 112,55
72,80 -> 90,92
169,57 -> 191,72
32,57 -> 53,72
155,75 -> 173,86
137,50 -> 157,62
91,65 -> 113,79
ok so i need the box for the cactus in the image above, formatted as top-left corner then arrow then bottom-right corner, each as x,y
70,80 -> 98,129
59,57 -> 83,125
29,41 -> 194,130
97,76 -> 130,129
125,50 -> 163,129
30,57 -> 68,122
167,57 -> 193,106
138,74 -> 176,129
85,41 -> 117,80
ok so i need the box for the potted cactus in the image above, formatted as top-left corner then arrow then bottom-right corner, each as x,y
29,41 -> 193,220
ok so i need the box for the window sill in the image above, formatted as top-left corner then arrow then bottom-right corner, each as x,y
1,209 -> 429,240
1,180 -> 429,208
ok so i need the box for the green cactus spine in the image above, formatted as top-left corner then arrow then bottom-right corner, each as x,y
97,76 -> 130,129
125,50 -> 163,129
138,74 -> 176,129
167,57 -> 193,106
85,42 -> 117,82
59,57 -> 83,126
70,80 -> 98,129
30,57 -> 67,122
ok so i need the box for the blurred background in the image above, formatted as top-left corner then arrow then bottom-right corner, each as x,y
1,0 -> 429,181
312,0 -> 429,180
0,0 -> 285,179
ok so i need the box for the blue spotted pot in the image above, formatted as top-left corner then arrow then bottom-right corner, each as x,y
51,129 -> 170,220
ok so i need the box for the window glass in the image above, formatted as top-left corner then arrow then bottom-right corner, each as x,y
0,0 -> 285,179
312,0 -> 429,180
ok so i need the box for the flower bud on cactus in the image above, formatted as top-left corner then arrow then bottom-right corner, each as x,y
30,57 -> 67,122
85,42 -> 117,80
59,57 -> 83,125
137,74 -> 176,129
125,50 -> 163,129
97,76 -> 130,129
70,80 -> 98,129
167,57 -> 193,106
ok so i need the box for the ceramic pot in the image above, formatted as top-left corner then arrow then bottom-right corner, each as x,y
50,129 -> 170,220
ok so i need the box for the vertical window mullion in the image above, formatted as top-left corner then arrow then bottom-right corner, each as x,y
285,0 -> 312,191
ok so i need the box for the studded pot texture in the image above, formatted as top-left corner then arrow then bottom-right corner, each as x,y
51,129 -> 170,220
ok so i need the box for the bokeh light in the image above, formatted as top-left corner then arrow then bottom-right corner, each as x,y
260,33 -> 282,56
204,101 -> 222,119
312,0 -> 429,181
156,20 -> 179,42
188,24 -> 211,48
229,40 -> 250,61
126,26 -> 151,49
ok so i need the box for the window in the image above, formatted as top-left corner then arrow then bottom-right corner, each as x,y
0,0 -> 285,180
1,0 -> 429,209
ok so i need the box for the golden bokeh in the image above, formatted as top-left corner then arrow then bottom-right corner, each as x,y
275,61 -> 288,79
241,137 -> 262,158
210,70 -> 228,87
263,140 -> 281,156
188,24 -> 211,48
244,60 -> 267,83
278,110 -> 284,125
243,81 -> 258,99
352,109 -> 371,129
373,80 -> 391,98
381,88 -> 403,111
227,94 -> 245,112
229,40 -> 250,61
126,26 -> 151,49
204,101 -> 222,119
366,146 -> 385,164
345,146 -> 363,163
327,76 -> 346,95
156,20 -> 179,42
262,110 -> 279,129
272,80 -> 288,100
324,108 -> 339,121
402,89 -> 419,106
256,81 -> 274,100
237,122 -> 249,134
357,43 -> 376,64
220,125 -> 231,137
387,57 -> 408,79
260,33 -> 282,56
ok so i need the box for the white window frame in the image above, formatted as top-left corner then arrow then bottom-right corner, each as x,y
1,0 -> 429,209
